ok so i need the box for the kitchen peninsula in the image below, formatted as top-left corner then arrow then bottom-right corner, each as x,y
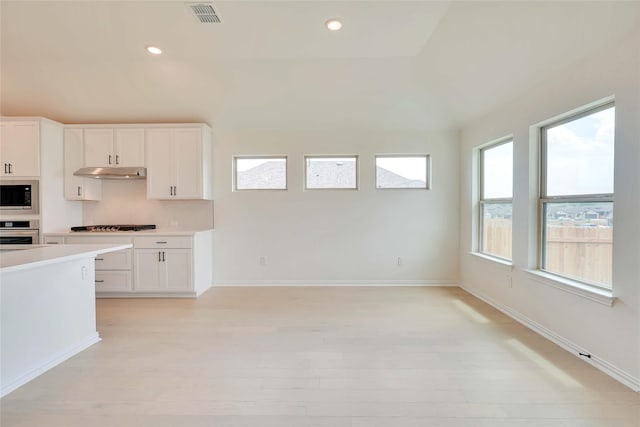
0,243 -> 131,397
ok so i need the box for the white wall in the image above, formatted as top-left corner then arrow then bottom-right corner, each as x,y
212,129 -> 460,285
459,27 -> 640,389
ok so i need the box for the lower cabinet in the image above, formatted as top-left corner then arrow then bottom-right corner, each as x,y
43,230 -> 213,298
65,236 -> 133,293
134,249 -> 191,292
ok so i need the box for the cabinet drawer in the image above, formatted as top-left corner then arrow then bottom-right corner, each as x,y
95,270 -> 132,293
65,236 -> 133,245
44,236 -> 64,244
134,236 -> 192,249
95,249 -> 132,270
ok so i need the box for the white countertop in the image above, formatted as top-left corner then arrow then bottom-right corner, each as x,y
0,244 -> 133,274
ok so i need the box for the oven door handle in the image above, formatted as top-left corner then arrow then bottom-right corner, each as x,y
0,229 -> 39,236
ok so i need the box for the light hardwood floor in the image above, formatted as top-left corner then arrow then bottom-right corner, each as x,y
2,287 -> 639,426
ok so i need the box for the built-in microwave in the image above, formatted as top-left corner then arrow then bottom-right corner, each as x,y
0,180 -> 39,215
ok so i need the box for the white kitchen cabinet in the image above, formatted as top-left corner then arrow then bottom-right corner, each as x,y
93,248 -> 133,293
115,129 -> 146,167
146,126 -> 212,200
132,231 -> 213,296
63,128 -> 102,200
44,230 -> 213,298
84,128 -> 145,167
134,248 -> 191,292
134,235 -> 193,293
3,117 -> 83,234
0,121 -> 40,176
64,235 -> 134,294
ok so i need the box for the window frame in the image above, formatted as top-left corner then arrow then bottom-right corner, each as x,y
374,154 -> 431,190
478,137 -> 514,262
538,101 -> 615,290
304,155 -> 359,190
233,155 -> 288,191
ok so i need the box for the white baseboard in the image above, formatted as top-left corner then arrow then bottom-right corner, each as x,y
461,283 -> 640,392
215,280 -> 459,287
97,292 -> 197,298
1,333 -> 101,398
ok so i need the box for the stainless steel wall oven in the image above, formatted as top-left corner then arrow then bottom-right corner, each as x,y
0,220 -> 39,245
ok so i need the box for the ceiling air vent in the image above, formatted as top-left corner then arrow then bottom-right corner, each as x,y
187,2 -> 221,23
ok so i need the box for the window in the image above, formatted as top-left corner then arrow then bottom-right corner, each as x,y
479,139 -> 513,260
234,156 -> 287,190
375,155 -> 429,189
540,103 -> 614,289
305,156 -> 357,189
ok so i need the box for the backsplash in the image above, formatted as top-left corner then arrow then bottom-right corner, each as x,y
81,180 -> 213,229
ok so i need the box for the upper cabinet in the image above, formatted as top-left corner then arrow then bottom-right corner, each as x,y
60,123 -> 212,202
0,121 -> 40,177
63,128 -> 101,200
84,128 -> 145,167
146,126 -> 212,200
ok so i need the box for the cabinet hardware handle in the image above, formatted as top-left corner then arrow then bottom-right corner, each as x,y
173,186 -> 177,196
95,280 -> 105,283
95,258 -> 104,261
109,154 -> 112,165
3,163 -> 6,174
156,241 -> 167,244
162,251 -> 166,262
158,251 -> 161,262
8,163 -> 12,174
116,155 -> 120,165
77,186 -> 81,196
169,186 -> 173,196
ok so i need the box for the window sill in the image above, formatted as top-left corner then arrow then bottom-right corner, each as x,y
524,270 -> 616,307
469,252 -> 513,269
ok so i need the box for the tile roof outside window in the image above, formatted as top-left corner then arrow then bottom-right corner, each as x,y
305,157 -> 357,189
235,157 -> 286,190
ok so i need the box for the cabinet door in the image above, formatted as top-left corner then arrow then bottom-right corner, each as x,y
146,129 -> 174,199
165,249 -> 192,291
64,129 -> 101,200
115,128 -> 145,167
134,249 -> 192,292
84,128 -> 114,167
0,121 -> 40,176
134,249 -> 164,291
173,128 -> 202,199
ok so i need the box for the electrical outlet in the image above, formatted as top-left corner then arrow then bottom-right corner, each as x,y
397,257 -> 404,266
259,256 -> 267,266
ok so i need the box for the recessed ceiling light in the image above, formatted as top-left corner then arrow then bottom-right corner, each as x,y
145,45 -> 163,55
325,19 -> 342,31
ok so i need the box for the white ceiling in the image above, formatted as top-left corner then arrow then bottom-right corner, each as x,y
1,1 -> 638,131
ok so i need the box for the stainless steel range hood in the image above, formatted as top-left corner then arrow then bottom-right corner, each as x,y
73,167 -> 147,180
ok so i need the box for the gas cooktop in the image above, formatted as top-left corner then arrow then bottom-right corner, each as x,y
71,225 -> 156,232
